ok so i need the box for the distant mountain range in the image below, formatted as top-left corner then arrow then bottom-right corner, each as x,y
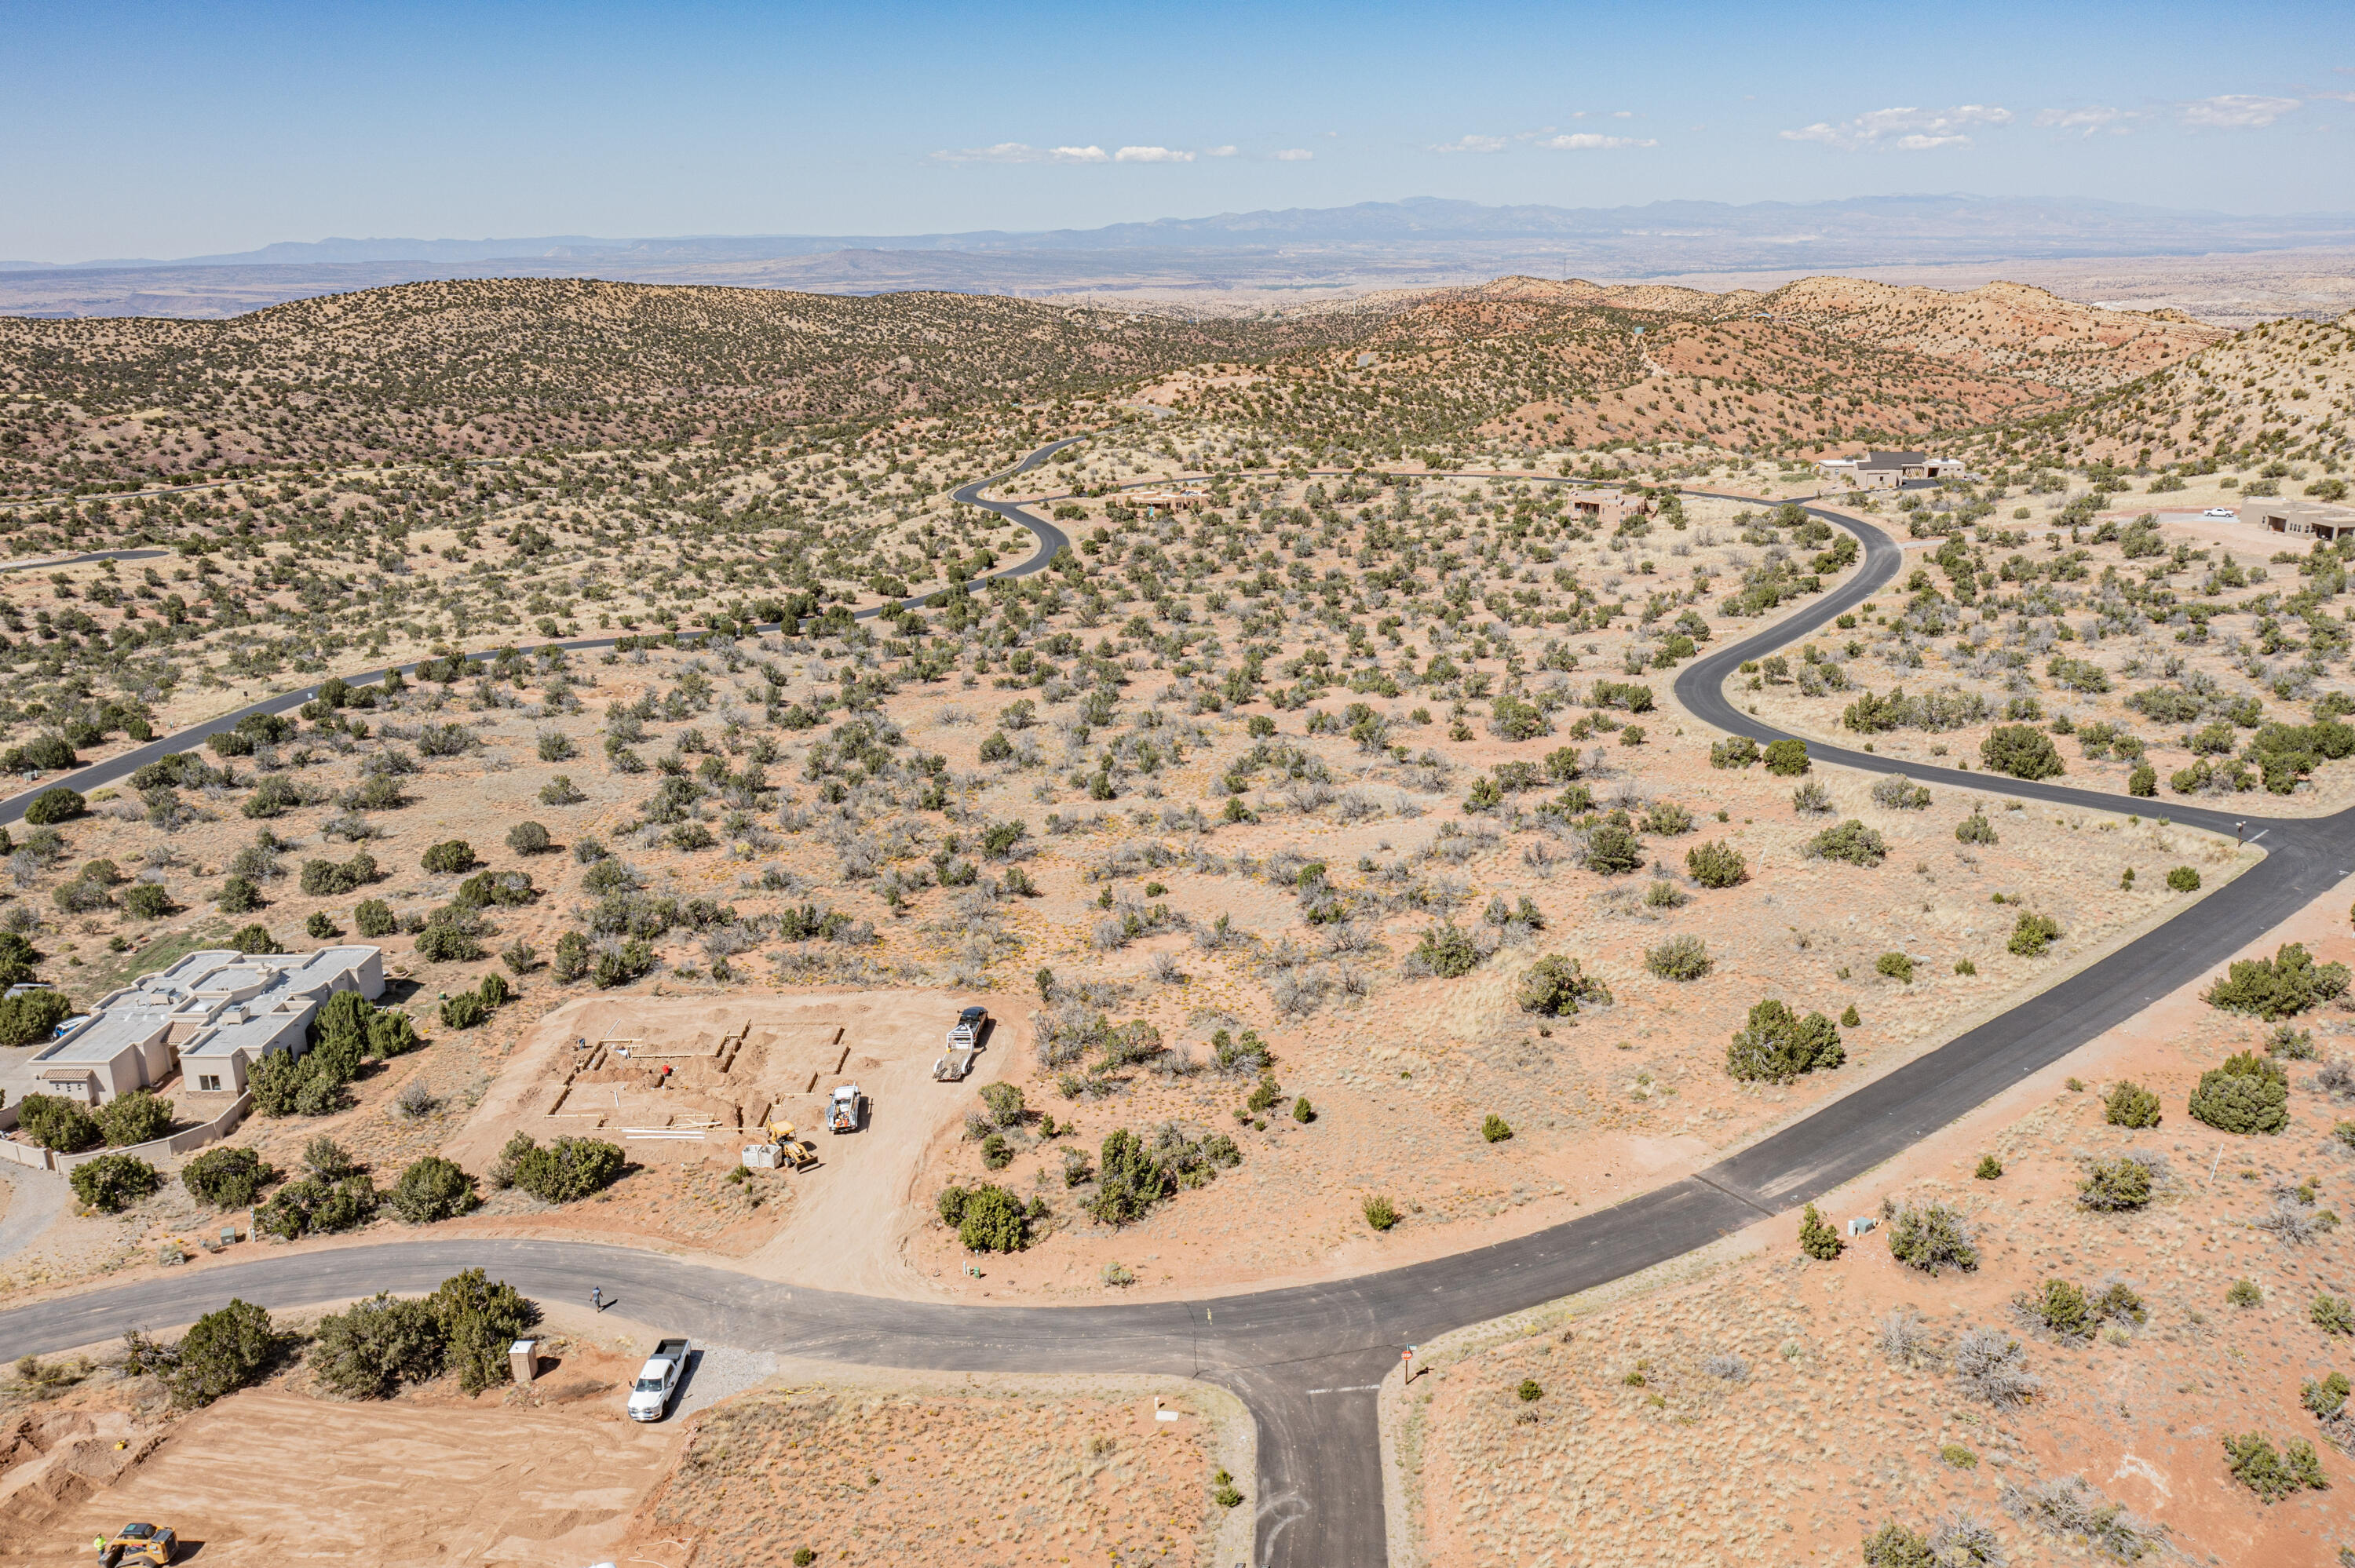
5,194 -> 2355,319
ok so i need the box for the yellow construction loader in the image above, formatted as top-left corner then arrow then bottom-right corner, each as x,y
739,1120 -> 816,1171
95,1522 -> 177,1566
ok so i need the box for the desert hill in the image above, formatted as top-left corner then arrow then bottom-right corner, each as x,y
1955,308 -> 2355,472
1142,273 -> 2222,461
0,278 -> 1365,494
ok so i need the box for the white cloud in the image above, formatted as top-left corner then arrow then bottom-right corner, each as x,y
2036,105 -> 2137,137
2178,93 -> 2301,128
1611,111 -> 1634,119
1432,133 -> 1509,154
1275,148 -> 1314,160
1780,104 -> 2013,150
1205,145 -> 1239,157
1114,145 -> 1194,162
1535,133 -> 1657,150
930,142 -> 1109,165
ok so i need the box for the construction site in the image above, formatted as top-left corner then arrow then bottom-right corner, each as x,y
444,991 -> 1019,1289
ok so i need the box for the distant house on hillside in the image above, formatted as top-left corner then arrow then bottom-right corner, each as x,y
2241,498 -> 2355,542
1816,451 -> 1968,490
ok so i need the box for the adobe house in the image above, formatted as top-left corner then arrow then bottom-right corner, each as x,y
2241,498 -> 2355,542
1817,452 -> 1969,490
27,946 -> 384,1103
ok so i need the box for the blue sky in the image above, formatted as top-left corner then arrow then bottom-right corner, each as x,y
4,0 -> 2351,260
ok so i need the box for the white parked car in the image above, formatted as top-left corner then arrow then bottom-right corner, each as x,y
2202,506 -> 2237,520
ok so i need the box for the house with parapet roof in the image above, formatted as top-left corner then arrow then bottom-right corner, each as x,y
24,946 -> 384,1103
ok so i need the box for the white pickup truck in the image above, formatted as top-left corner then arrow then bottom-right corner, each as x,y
933,1005 -> 990,1081
627,1337 -> 691,1422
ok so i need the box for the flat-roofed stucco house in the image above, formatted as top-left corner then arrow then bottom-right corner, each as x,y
2241,498 -> 2355,542
27,946 -> 384,1103
1817,452 -> 1969,490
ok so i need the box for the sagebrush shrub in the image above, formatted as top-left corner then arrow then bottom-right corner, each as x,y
1805,819 -> 1886,866
2189,1052 -> 2289,1136
2104,1079 -> 2161,1129
1645,934 -> 1711,980
1886,1201 -> 1978,1274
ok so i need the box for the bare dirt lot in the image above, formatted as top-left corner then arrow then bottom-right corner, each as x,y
1387,871 -> 2355,1568
0,1338 -> 1250,1568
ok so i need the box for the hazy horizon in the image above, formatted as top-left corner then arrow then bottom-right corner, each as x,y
5,0 -> 2351,263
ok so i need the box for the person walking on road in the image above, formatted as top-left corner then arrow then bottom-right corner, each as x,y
592,1285 -> 604,1313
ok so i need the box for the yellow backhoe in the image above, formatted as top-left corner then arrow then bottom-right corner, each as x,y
95,1522 -> 177,1566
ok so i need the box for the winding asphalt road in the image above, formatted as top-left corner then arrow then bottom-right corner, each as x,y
2,448 -> 2348,1567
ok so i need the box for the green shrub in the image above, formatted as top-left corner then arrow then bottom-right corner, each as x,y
2302,1371 -> 2350,1418
1516,1377 -> 1543,1402
427,1267 -> 541,1395
1805,819 -> 1887,867
1580,821 -> 1645,873
121,884 -> 173,920
1292,1096 -> 1315,1124
1685,840 -> 1747,888
1482,1114 -> 1513,1143
1763,738 -> 1810,776
1981,725 -> 2065,779
2227,1278 -> 2262,1307
1974,1154 -> 2003,1180
2127,761 -> 2158,797
1516,955 -> 1609,1016
354,899 -> 397,937
2222,1431 -> 2327,1499
168,1299 -> 278,1408
1798,1203 -> 1844,1260
1363,1194 -> 1400,1231
2030,1278 -> 2094,1336
2189,1052 -> 2290,1135
1645,934 -> 1711,980
421,839 -> 478,873
389,1156 -> 480,1223
1709,735 -> 1759,769
1955,811 -> 1998,845
2207,942 -> 2351,1019
2078,1155 -> 2156,1211
70,1152 -> 161,1212
256,1173 -> 378,1237
440,992 -> 489,1030
2007,913 -> 2062,957
240,777 -> 302,819
551,930 -> 592,983
299,851 -> 380,896
1860,1522 -> 1934,1568
229,922 -> 282,954
2167,865 -> 2201,892
1886,1201 -> 1978,1274
539,774 -> 586,805
496,1133 -> 626,1202
1411,921 -> 1481,979
310,1293 -> 447,1399
2314,1293 -> 2355,1335
1875,950 -> 1915,983
0,989 -> 72,1048
2104,1079 -> 2162,1129
23,786 -> 86,825
217,875 -> 265,913
182,1146 -> 275,1208
937,1183 -> 1029,1251
1725,999 -> 1844,1082
97,1090 -> 173,1147
15,1092 -> 100,1152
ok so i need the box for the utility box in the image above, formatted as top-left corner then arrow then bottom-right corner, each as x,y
510,1338 -> 541,1386
742,1143 -> 782,1169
